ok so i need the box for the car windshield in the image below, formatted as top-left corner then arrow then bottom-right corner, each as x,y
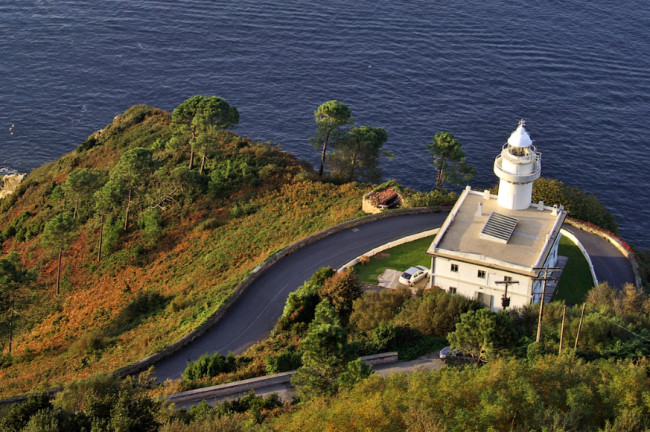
401,272 -> 412,278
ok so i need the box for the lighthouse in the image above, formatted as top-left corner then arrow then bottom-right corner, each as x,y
493,120 -> 541,210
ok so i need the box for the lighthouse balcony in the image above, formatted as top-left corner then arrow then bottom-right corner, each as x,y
500,143 -> 540,163
494,155 -> 541,183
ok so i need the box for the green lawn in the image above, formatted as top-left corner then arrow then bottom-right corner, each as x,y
354,236 -> 435,285
552,236 -> 595,305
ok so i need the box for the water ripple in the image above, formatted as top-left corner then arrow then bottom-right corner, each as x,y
0,0 -> 648,246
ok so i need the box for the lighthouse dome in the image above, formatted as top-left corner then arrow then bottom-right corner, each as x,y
507,120 -> 532,148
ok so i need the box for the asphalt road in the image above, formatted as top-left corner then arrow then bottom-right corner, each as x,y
153,212 -> 449,381
153,212 -> 636,382
564,225 -> 635,289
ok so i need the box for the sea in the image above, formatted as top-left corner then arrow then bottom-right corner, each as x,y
0,1 -> 648,247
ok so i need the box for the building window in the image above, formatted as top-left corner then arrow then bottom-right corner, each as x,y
477,270 -> 486,279
449,287 -> 457,294
451,263 -> 458,272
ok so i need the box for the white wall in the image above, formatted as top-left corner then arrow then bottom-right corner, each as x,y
431,256 -> 534,311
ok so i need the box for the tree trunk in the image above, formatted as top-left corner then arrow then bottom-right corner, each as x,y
8,311 -> 13,355
124,188 -> 132,232
435,168 -> 445,190
318,132 -> 330,177
200,154 -> 206,174
97,218 -> 104,263
56,249 -> 62,295
188,148 -> 194,170
574,303 -> 586,350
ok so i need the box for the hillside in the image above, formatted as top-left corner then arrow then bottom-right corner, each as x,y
0,103 -> 369,397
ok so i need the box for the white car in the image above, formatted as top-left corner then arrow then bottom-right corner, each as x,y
439,346 -> 460,359
398,265 -> 429,286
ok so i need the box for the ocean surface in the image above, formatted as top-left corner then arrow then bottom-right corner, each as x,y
0,1 -> 649,247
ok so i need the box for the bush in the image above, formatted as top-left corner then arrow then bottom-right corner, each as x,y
138,208 -> 163,246
394,288 -> 480,338
183,352 -> 236,380
532,177 -> 618,233
370,323 -> 401,351
0,393 -> 52,432
196,217 -> 222,231
266,350 -> 302,374
403,189 -> 457,207
0,353 -> 14,368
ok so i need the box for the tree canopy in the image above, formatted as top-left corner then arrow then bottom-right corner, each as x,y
311,100 -> 354,177
170,95 -> 239,172
427,131 -> 476,190
329,126 -> 391,183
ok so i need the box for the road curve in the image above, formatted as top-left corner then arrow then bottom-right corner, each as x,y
152,212 -> 636,381
153,212 -> 449,381
564,226 -> 636,289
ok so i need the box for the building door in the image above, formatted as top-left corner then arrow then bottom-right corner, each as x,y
477,292 -> 493,308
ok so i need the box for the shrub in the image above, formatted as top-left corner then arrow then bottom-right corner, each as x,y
138,208 -> 164,246
0,393 -> 52,432
196,217 -> 222,231
266,350 -> 302,374
403,189 -> 457,207
183,352 -> 236,380
532,177 -> 618,233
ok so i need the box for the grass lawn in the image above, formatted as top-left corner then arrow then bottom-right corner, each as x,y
354,236 -> 435,285
552,236 -> 596,305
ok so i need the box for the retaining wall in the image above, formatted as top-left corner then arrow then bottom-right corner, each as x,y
559,228 -> 598,286
167,352 -> 399,405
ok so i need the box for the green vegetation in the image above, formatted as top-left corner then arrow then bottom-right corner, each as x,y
311,100 -> 391,182
0,100 -> 368,397
428,131 -> 476,190
532,177 -> 619,233
182,352 -> 236,381
0,94 -> 643,430
311,100 -> 353,178
271,356 -> 650,432
354,236 -> 435,285
553,236 -> 595,304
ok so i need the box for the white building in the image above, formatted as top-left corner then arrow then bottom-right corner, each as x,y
426,121 -> 566,311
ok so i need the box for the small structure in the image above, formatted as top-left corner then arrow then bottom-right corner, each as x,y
362,187 -> 402,214
426,121 -> 566,311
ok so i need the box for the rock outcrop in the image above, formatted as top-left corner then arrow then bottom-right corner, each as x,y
0,173 -> 25,199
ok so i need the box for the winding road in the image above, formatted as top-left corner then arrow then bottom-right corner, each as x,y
152,212 -> 635,381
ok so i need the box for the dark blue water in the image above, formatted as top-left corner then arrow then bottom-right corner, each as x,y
1,1 -> 649,247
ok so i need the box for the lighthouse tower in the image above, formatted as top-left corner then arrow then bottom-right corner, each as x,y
493,120 -> 541,210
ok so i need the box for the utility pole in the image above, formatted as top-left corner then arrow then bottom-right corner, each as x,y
558,305 -> 567,355
533,267 -> 560,343
574,303 -> 586,351
495,279 -> 519,310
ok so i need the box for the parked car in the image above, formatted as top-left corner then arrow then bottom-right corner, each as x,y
398,265 -> 429,286
439,346 -> 460,359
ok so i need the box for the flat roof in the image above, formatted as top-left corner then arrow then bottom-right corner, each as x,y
427,188 -> 566,271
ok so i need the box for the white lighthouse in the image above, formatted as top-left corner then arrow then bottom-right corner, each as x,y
493,120 -> 541,210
